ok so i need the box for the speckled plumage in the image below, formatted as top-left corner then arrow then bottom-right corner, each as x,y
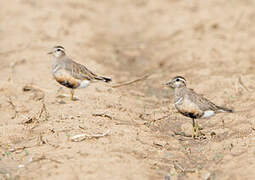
174,86 -> 233,119
49,46 -> 111,100
166,76 -> 233,138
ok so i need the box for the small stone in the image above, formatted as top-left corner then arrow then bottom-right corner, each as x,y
204,172 -> 211,180
153,140 -> 167,147
58,100 -> 66,104
210,131 -> 216,137
18,164 -> 24,168
165,175 -> 171,180
211,128 -> 229,137
181,123 -> 193,136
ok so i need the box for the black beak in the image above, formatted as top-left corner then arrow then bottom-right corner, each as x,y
165,81 -> 171,86
165,81 -> 174,88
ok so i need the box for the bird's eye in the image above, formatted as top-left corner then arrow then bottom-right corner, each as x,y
57,49 -> 61,51
176,78 -> 180,82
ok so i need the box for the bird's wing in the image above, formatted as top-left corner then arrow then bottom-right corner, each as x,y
187,88 -> 219,111
64,58 -> 99,81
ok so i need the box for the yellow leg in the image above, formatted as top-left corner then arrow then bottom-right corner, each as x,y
195,120 -> 200,138
192,119 -> 195,139
70,89 -> 74,101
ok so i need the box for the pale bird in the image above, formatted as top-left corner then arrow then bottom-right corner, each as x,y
48,46 -> 111,100
166,76 -> 233,138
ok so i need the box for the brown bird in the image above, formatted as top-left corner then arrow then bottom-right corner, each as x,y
166,76 -> 233,138
48,46 -> 111,100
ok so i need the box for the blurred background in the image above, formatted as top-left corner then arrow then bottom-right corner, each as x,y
0,0 -> 255,179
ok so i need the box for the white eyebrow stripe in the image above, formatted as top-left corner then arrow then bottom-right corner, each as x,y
176,78 -> 186,83
179,78 -> 186,83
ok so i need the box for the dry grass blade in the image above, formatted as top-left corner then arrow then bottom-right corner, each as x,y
70,130 -> 110,142
173,161 -> 185,173
23,101 -> 50,124
143,114 -> 170,127
23,84 -> 51,93
92,113 -> 113,119
29,155 -> 63,164
174,131 -> 192,138
6,96 -> 18,119
9,59 -> 26,69
238,76 -> 249,92
111,74 -> 150,88
38,102 -> 49,119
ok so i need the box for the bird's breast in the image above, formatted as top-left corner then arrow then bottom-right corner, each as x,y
53,69 -> 80,89
175,98 -> 204,119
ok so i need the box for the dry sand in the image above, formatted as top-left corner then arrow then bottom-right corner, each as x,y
0,0 -> 255,179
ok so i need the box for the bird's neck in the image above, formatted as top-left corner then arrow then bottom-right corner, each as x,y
52,56 -> 65,68
174,86 -> 186,101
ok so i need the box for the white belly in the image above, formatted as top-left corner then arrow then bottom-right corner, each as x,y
202,110 -> 215,118
78,80 -> 90,88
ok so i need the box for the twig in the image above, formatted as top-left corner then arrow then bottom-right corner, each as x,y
41,137 -> 60,148
142,114 -> 170,127
9,146 -> 27,153
238,76 -> 249,91
30,154 -> 47,163
92,113 -> 113,119
79,126 -> 87,130
70,130 -> 110,142
111,74 -> 150,88
23,101 -> 49,124
173,161 -> 185,172
174,131 -> 192,137
7,97 -> 18,119
38,102 -> 49,120
47,158 -> 62,164
37,134 -> 47,146
173,161 -> 196,174
155,115 -> 170,121
174,131 -> 206,139
23,84 -> 51,93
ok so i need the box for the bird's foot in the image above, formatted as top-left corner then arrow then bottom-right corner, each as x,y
56,94 -> 79,101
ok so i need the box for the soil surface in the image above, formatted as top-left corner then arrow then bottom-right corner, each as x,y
0,0 -> 255,179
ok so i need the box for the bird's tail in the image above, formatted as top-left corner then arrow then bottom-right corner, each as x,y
216,106 -> 234,113
95,76 -> 112,83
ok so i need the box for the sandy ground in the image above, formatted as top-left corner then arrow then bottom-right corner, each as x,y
0,0 -> 255,179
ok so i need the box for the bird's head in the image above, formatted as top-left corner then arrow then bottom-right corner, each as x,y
48,46 -> 66,58
165,76 -> 186,89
